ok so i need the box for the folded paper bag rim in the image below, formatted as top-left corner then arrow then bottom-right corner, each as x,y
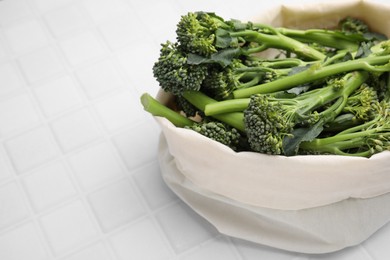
156,116 -> 390,210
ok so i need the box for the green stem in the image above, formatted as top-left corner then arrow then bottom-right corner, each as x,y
261,58 -> 311,68
206,71 -> 368,117
275,28 -> 361,51
238,75 -> 262,89
182,91 -> 245,132
140,93 -> 194,127
205,98 -> 250,115
301,138 -> 372,157
233,54 -> 390,98
315,71 -> 369,120
300,133 -> 364,151
230,30 -> 326,60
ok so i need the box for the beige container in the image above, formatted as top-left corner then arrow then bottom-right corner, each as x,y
155,0 -> 390,254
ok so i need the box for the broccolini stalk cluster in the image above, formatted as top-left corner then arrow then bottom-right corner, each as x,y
142,11 -> 390,157
300,101 -> 390,157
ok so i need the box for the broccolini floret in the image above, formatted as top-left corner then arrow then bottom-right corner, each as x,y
185,120 -> 242,151
152,41 -> 208,95
339,17 -> 369,35
342,83 -> 378,121
176,12 -> 233,56
175,94 -> 202,118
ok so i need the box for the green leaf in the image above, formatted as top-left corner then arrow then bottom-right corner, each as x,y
215,28 -> 238,49
363,32 -> 388,41
187,48 -> 241,67
230,19 -> 247,31
286,85 -> 311,95
210,48 -> 242,67
187,53 -> 211,65
282,122 -> 324,156
342,52 -> 353,62
355,42 -> 373,59
288,64 -> 311,76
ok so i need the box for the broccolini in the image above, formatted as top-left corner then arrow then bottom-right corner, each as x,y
141,11 -> 390,157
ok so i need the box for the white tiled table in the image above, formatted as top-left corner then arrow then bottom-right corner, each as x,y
0,0 -> 389,259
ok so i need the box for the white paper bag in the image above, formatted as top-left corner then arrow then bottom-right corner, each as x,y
155,0 -> 390,253
159,134 -> 390,253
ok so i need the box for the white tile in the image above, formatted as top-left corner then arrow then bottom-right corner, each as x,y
88,179 -> 146,232
18,47 -> 65,83
82,0 -> 130,24
43,4 -> 91,38
59,31 -> 107,67
98,13 -> 150,50
0,38 -> 8,61
68,142 -> 124,191
62,242 -> 113,260
0,182 -> 29,230
180,237 -> 239,260
31,0 -> 75,13
362,223 -> 390,260
116,42 -> 161,95
175,0 -> 220,14
39,200 -> 98,255
112,119 -> 160,170
0,92 -> 41,137
305,246 -> 369,260
50,109 -> 101,152
33,75 -> 83,117
3,19 -> 48,54
132,162 -> 178,210
75,59 -> 125,99
22,161 -> 77,212
233,238 -> 299,260
0,0 -> 33,25
156,201 -> 218,253
110,217 -> 172,260
4,126 -> 59,174
133,2 -> 179,40
0,222 -> 48,260
157,202 -> 218,253
0,62 -> 24,97
0,146 -> 12,182
94,90 -> 144,133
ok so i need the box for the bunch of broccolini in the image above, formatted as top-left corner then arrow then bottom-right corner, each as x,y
141,12 -> 390,157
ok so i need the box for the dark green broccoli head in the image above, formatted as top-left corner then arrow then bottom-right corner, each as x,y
366,71 -> 389,101
372,40 -> 390,56
201,66 -> 237,100
343,83 -> 378,121
175,94 -> 203,118
185,120 -> 242,151
176,12 -> 229,56
152,41 -> 208,95
261,70 -> 289,83
339,17 -> 369,35
244,94 -> 294,154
